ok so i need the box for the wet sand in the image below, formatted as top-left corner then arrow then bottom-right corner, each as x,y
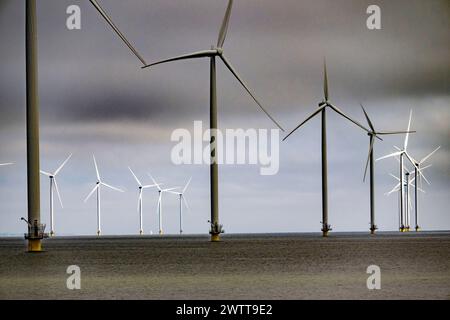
0,232 -> 449,299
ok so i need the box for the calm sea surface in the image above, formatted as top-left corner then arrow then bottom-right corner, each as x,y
0,232 -> 449,299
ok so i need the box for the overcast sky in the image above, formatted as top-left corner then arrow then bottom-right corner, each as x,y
0,0 -> 448,236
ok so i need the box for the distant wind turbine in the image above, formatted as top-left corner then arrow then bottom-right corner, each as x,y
168,178 -> 192,234
40,154 -> 72,236
128,167 -> 159,235
148,174 -> 178,235
84,155 -> 124,236
283,61 -> 371,236
359,104 -> 414,234
141,0 -> 284,241
377,110 -> 420,231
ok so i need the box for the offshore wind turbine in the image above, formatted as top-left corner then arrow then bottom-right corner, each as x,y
141,0 -> 284,241
168,178 -> 192,234
283,61 -> 371,237
149,174 -> 178,235
84,156 -> 124,236
376,110 -> 420,231
40,154 -> 72,236
360,104 -> 414,234
128,167 -> 159,235
406,147 -> 440,231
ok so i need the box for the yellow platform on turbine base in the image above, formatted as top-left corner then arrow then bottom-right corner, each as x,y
28,239 -> 42,252
210,234 -> 220,242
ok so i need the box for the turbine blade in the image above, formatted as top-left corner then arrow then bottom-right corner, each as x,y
376,151 -> 402,161
329,104 -> 370,133
377,131 -> 416,135
53,178 -> 64,208
217,0 -> 234,48
84,184 -> 99,203
89,0 -> 147,66
363,136 -> 375,182
142,183 -> 159,189
389,173 -> 400,181
0,163 -> 13,166
54,154 -> 72,176
404,110 -> 412,149
40,170 -> 52,176
138,189 -> 142,211
147,173 -> 162,191
282,107 -> 324,141
387,183 -> 400,196
101,182 -> 124,193
93,155 -> 100,181
162,187 -> 179,192
128,167 -> 142,186
182,195 -> 190,211
420,146 -> 440,164
323,59 -> 329,101
219,54 -> 285,131
360,104 -> 375,132
183,177 -> 192,194
141,50 -> 217,69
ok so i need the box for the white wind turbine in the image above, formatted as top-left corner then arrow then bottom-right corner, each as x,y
376,110 -> 419,231
128,167 -> 160,235
84,155 -> 124,236
167,178 -> 192,235
40,154 -> 72,237
148,174 -> 178,235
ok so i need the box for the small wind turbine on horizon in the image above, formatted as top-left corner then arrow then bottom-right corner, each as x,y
84,156 -> 124,236
359,104 -> 414,234
128,167 -> 160,235
141,0 -> 284,241
148,174 -> 178,235
283,61 -> 371,237
167,178 -> 192,235
40,154 -> 72,237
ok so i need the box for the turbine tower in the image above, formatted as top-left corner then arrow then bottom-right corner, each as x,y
141,0 -> 284,241
40,154 -> 72,236
168,178 -> 192,234
84,156 -> 124,236
283,61 -> 371,236
25,0 -> 43,252
128,167 -> 159,235
360,104 -> 414,234
377,110 -> 419,232
149,174 -> 178,235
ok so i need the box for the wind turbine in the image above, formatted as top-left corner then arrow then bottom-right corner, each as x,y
128,167 -> 159,235
148,174 -> 178,235
84,155 -> 124,236
360,104 -> 414,234
387,168 -> 428,230
40,154 -> 72,236
167,178 -> 192,234
376,110 -> 418,231
141,0 -> 284,241
407,147 -> 440,231
283,61 -> 371,236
